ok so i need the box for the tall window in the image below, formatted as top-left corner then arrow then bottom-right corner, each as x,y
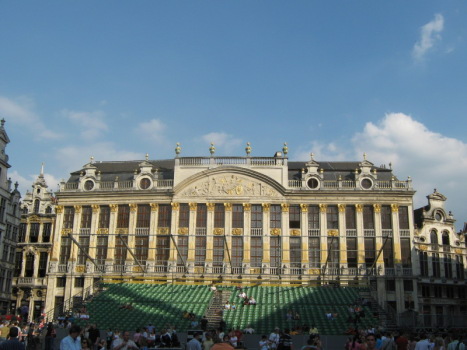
251,205 -> 263,229
136,236 -> 150,264
345,206 -> 356,229
117,205 -> 130,228
232,204 -> 244,228
383,237 -> 394,268
251,237 -> 262,268
136,204 -> 150,228
179,204 -> 189,228
442,231 -> 450,246
270,237 -> 281,268
289,205 -> 301,229
419,251 -> 429,277
399,206 -> 409,229
308,237 -> 320,268
308,205 -> 320,229
18,223 -> 27,242
430,230 -> 438,245
114,235 -> 128,265
213,237 -> 224,267
214,204 -> 225,228
270,205 -> 281,229
34,199 -> 40,213
25,254 -> 34,277
363,206 -> 374,229
400,238 -> 411,267
327,205 -> 339,229
99,206 -> 110,228
59,237 -> 72,265
455,255 -> 465,280
42,223 -> 52,243
364,237 -> 376,267
290,237 -> 301,268
347,237 -> 357,268
63,207 -> 75,229
432,253 -> 441,277
81,206 -> 92,229
195,236 -> 206,266
196,204 -> 207,228
177,236 -> 188,266
14,252 -> 22,277
30,223 -> 40,243
38,252 -> 48,277
232,237 -> 243,268
77,236 -> 90,265
96,236 -> 108,265
327,237 -> 340,268
444,256 -> 453,278
158,204 -> 172,228
381,205 -> 392,229
155,236 -> 169,265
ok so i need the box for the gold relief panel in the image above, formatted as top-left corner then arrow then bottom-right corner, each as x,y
232,228 -> 243,236
133,266 -> 143,273
224,203 -> 232,211
338,204 -> 346,212
97,228 -> 109,234
290,229 -> 301,236
55,205 -> 64,214
207,203 -> 215,211
171,202 -> 180,210
281,203 -> 289,212
250,268 -> 261,274
455,248 -> 462,254
418,245 -> 428,251
373,204 -> 381,213
189,203 -> 197,211
91,204 -> 100,213
194,267 -> 204,274
300,204 -> 308,212
150,203 -> 159,211
328,229 -> 339,237
61,228 -> 72,236
178,227 -> 189,235
309,268 -> 321,275
28,215 -> 40,222
129,203 -> 137,212
74,205 -> 82,214
391,204 -> 399,212
213,228 -> 224,235
262,203 -> 270,212
75,265 -> 85,273
109,204 -> 119,212
116,228 -> 129,235
319,204 -> 327,212
270,228 -> 281,236
355,204 -> 363,212
158,227 -> 169,235
243,203 -> 251,211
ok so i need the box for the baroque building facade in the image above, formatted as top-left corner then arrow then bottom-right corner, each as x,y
0,120 -> 21,314
44,146 -> 466,327
13,166 -> 55,321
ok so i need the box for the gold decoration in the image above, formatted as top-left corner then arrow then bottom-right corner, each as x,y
419,245 -> 428,251
75,265 -> 85,273
310,268 -> 321,275
74,205 -> 82,214
150,203 -> 159,211
338,204 -> 345,212
28,215 -> 40,222
455,248 -> 462,254
158,227 -> 169,235
109,204 -> 118,213
373,204 -> 381,213
319,204 -> 327,212
270,228 -> 281,236
129,203 -> 137,212
189,203 -> 197,210
133,266 -> 143,273
243,203 -> 251,211
61,228 -> 72,236
91,204 -> 100,213
232,228 -> 243,235
97,228 -> 109,234
262,203 -> 270,212
194,266 -> 204,274
391,204 -> 399,212
178,227 -> 189,235
300,204 -> 308,212
116,228 -> 129,235
55,205 -> 64,214
171,202 -> 180,210
291,229 -> 301,236
281,203 -> 289,212
328,229 -> 339,237
213,228 -> 224,235
250,268 -> 261,274
207,203 -> 215,211
355,204 -> 363,212
224,203 -> 232,211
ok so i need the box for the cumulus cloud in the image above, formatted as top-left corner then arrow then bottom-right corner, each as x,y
201,132 -> 243,155
9,170 -> 61,196
0,95 -> 61,140
135,119 -> 166,144
412,13 -> 444,62
62,109 -> 109,140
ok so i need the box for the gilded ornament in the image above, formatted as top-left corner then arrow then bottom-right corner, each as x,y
282,142 -> 288,155
300,204 -> 308,212
310,268 -> 321,275
109,204 -> 118,212
373,204 -> 381,213
243,203 -> 251,211
150,203 -> 159,211
28,215 -> 40,222
75,265 -> 85,273
158,227 -> 169,235
74,205 -> 82,213
97,228 -> 109,234
262,203 -> 270,212
178,227 -> 189,235
232,228 -> 243,235
194,267 -> 204,274
245,142 -> 252,156
355,204 -> 363,212
291,229 -> 301,236
224,203 -> 232,211
129,203 -> 137,212
419,245 -> 428,251
61,228 -> 72,236
391,204 -> 399,212
250,268 -> 261,274
213,228 -> 224,235
209,142 -> 215,155
171,202 -> 180,210
270,228 -> 281,236
175,142 -> 181,155
281,203 -> 289,212
455,248 -> 462,254
207,203 -> 215,211
116,228 -> 129,235
338,204 -> 346,212
328,229 -> 339,237
189,203 -> 197,211
319,204 -> 327,213
133,266 -> 143,273
91,204 -> 100,213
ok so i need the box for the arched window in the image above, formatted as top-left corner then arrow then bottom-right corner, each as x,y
45,206 -> 52,214
442,231 -> 450,246
22,206 -> 28,214
430,230 -> 438,245
33,199 -> 40,214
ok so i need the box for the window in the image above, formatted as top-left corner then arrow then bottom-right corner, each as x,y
403,280 -> 413,292
38,252 -> 48,277
158,204 -> 172,228
308,237 -> 320,268
96,236 -> 108,266
363,205 -> 374,229
290,237 -> 301,268
136,204 -> 150,228
442,231 -> 450,246
270,205 -> 281,229
327,237 -> 340,268
56,277 -> 66,288
14,252 -> 22,277
251,205 -> 263,229
195,236 -> 206,266
136,235 -> 150,264
383,237 -> 394,268
345,206 -> 356,229
444,256 -> 453,278
196,204 -> 207,228
114,235 -> 128,265
214,204 -> 225,228
400,238 -> 411,268
34,199 -> 40,214
434,285 -> 442,298
308,205 -> 320,229
432,253 -> 441,278
63,207 -> 75,229
29,223 -> 40,243
177,236 -> 188,266
18,223 -> 27,242
117,205 -> 130,228
455,255 -> 465,280
232,204 -> 244,229
45,206 -> 52,214
386,279 -> 396,291
381,205 -> 392,229
270,237 -> 281,268
74,277 -> 85,288
419,251 -> 429,277
59,237 -> 72,265
77,236 -> 90,265
25,253 -> 34,277
289,205 -> 301,229
251,237 -> 262,268
213,237 -> 224,267
430,230 -> 438,245
364,237 -> 376,267
421,284 -> 430,297
179,204 -> 189,228
42,223 -> 52,243
326,205 -> 339,229
98,206 -> 110,228
232,237 -> 243,268
81,206 -> 92,229
0,199 -> 5,222
347,237 -> 357,268
155,236 -> 169,265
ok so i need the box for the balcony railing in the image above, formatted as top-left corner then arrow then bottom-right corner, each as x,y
346,229 -> 357,237
308,229 -> 320,237
251,228 -> 263,236
135,227 -> 150,235
400,229 -> 410,237
364,229 -> 375,237
196,228 -> 207,236
79,228 -> 91,235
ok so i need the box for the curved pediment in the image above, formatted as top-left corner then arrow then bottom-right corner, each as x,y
174,167 -> 285,200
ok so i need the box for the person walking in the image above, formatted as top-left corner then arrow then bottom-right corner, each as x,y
0,327 -> 25,350
60,325 -> 81,350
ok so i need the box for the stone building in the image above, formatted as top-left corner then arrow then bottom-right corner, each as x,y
0,120 -> 21,314
44,144 -> 466,327
13,165 -> 55,321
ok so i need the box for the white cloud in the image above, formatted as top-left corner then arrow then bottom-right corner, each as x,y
0,95 -> 61,140
201,132 -> 243,155
412,13 -> 444,62
135,119 -> 167,144
9,170 -> 61,197
62,109 -> 109,140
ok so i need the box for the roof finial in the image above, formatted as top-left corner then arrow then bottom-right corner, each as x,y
90,156 -> 94,164
40,162 -> 44,176
245,142 -> 252,156
145,153 -> 149,161
0,119 -> 5,127
363,152 -> 367,161
175,142 -> 181,156
310,153 -> 314,161
282,142 -> 288,155
209,142 -> 215,156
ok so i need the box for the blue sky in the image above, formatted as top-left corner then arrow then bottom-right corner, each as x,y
1,1 -> 467,228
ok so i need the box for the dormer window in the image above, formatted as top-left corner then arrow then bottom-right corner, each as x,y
435,212 -> 443,221
84,180 -> 94,191
139,178 -> 152,190
442,231 -> 450,246
361,178 -> 373,189
33,199 -> 40,213
307,177 -> 320,189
